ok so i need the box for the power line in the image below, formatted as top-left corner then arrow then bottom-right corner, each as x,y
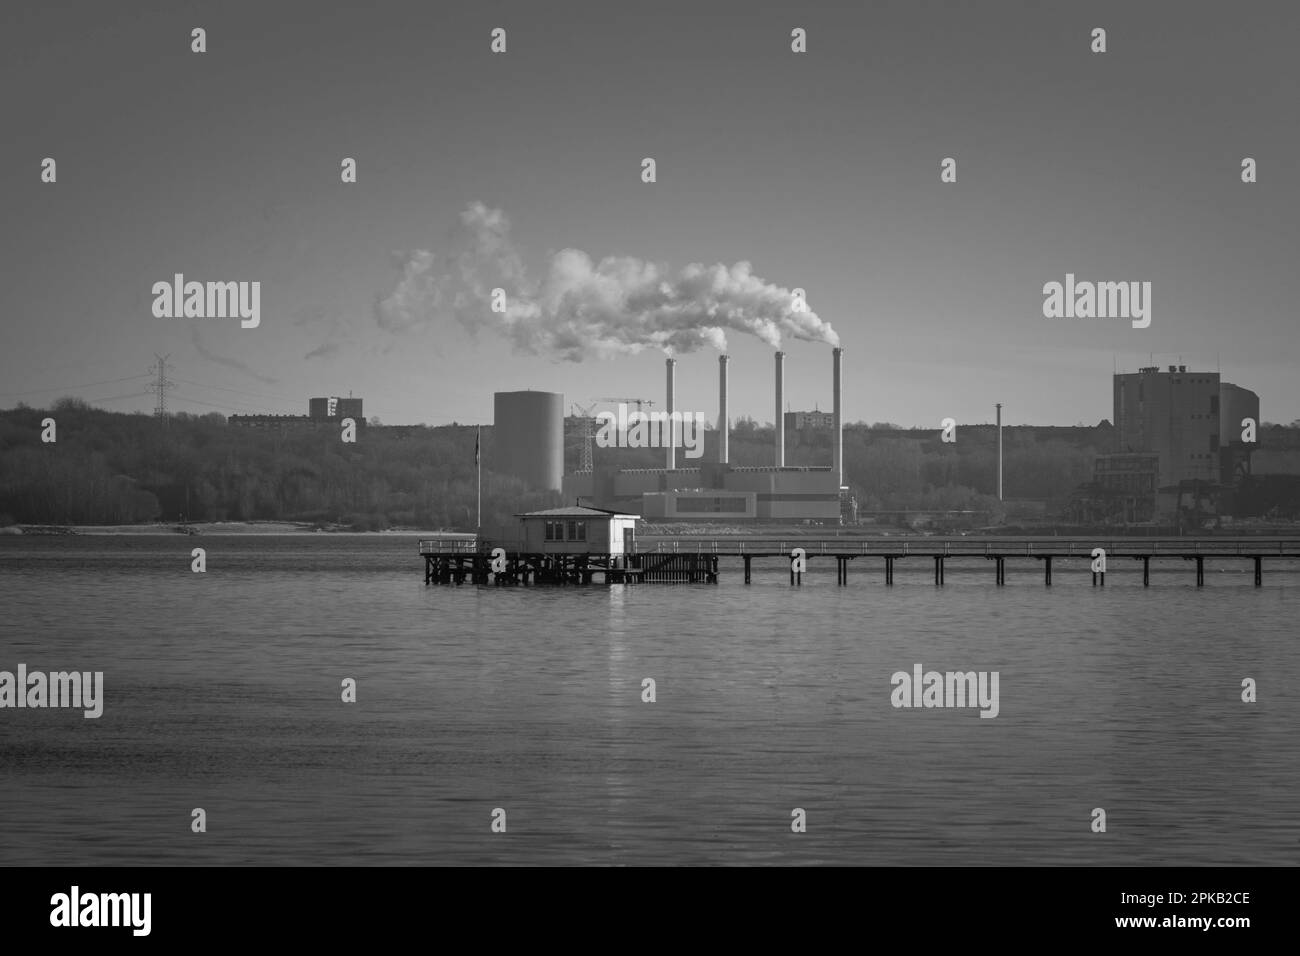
170,392 -> 274,414
92,391 -> 149,404
170,377 -> 299,405
0,374 -> 151,398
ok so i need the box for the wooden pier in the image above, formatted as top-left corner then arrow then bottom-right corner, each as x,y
421,536 -> 1300,587
420,539 -> 717,586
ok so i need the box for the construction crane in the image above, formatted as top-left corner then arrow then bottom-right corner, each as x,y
595,397 -> 656,412
572,398 -> 656,471
571,402 -> 599,472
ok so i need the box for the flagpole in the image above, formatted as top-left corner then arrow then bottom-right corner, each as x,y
476,426 -> 482,542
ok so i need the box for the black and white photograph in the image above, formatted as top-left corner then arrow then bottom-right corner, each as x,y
0,0 -> 1293,939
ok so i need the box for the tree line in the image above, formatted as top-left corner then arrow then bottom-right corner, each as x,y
0,399 -> 1125,529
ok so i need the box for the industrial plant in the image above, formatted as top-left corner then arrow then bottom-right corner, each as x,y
1077,365 -> 1266,525
489,348 -> 850,523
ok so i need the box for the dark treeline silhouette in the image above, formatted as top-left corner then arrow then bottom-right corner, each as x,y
0,399 -> 559,530
10,401 -> 1290,529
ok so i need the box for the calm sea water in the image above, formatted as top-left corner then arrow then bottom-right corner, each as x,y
1,534 -> 1298,866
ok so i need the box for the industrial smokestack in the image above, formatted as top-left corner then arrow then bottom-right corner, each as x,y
718,354 -> 730,465
666,357 -> 676,470
996,403 -> 1003,501
833,346 -> 843,488
775,350 -> 785,467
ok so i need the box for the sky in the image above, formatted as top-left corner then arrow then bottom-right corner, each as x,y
2,0 -> 1297,429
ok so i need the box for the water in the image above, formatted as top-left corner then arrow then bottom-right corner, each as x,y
1,534 -> 1298,866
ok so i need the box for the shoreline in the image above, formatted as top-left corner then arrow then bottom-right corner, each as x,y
4,521 -> 1298,538
4,522 -> 464,536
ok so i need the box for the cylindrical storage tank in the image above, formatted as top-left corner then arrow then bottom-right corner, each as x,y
1219,383 -> 1259,446
493,390 -> 564,491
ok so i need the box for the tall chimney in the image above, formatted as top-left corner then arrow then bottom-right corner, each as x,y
996,402 -> 1003,501
774,350 -> 785,467
718,354 -> 730,465
833,346 -> 843,488
665,357 -> 676,470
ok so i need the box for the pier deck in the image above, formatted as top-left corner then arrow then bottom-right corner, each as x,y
419,536 -> 1300,587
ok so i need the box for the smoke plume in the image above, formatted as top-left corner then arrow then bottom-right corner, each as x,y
375,202 -> 838,360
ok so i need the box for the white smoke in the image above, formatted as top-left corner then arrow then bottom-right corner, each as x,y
375,202 -> 839,360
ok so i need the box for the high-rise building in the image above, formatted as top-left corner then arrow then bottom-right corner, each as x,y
336,397 -> 363,422
309,396 -> 364,423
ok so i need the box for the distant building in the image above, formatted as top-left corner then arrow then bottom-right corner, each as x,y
1114,366 -> 1241,489
785,410 -> 835,430
337,397 -> 363,422
228,413 -> 314,429
309,396 -> 364,423
1218,383 -> 1260,449
1106,367 -> 1262,522
230,395 -> 366,429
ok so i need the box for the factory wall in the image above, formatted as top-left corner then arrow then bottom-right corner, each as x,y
565,464 -> 839,521
643,491 -> 757,519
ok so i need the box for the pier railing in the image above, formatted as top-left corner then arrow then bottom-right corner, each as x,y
418,537 -> 481,555
420,535 -> 1300,558
634,537 -> 1300,557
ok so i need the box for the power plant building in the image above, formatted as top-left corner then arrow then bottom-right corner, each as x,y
1115,367 -> 1225,489
563,348 -> 848,522
1219,383 -> 1261,448
1108,368 -> 1260,520
494,390 -> 565,491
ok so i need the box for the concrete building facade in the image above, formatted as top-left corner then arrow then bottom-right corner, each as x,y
1114,366 -> 1222,489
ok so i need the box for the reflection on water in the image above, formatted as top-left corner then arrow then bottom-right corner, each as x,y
1,535 -> 1297,865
